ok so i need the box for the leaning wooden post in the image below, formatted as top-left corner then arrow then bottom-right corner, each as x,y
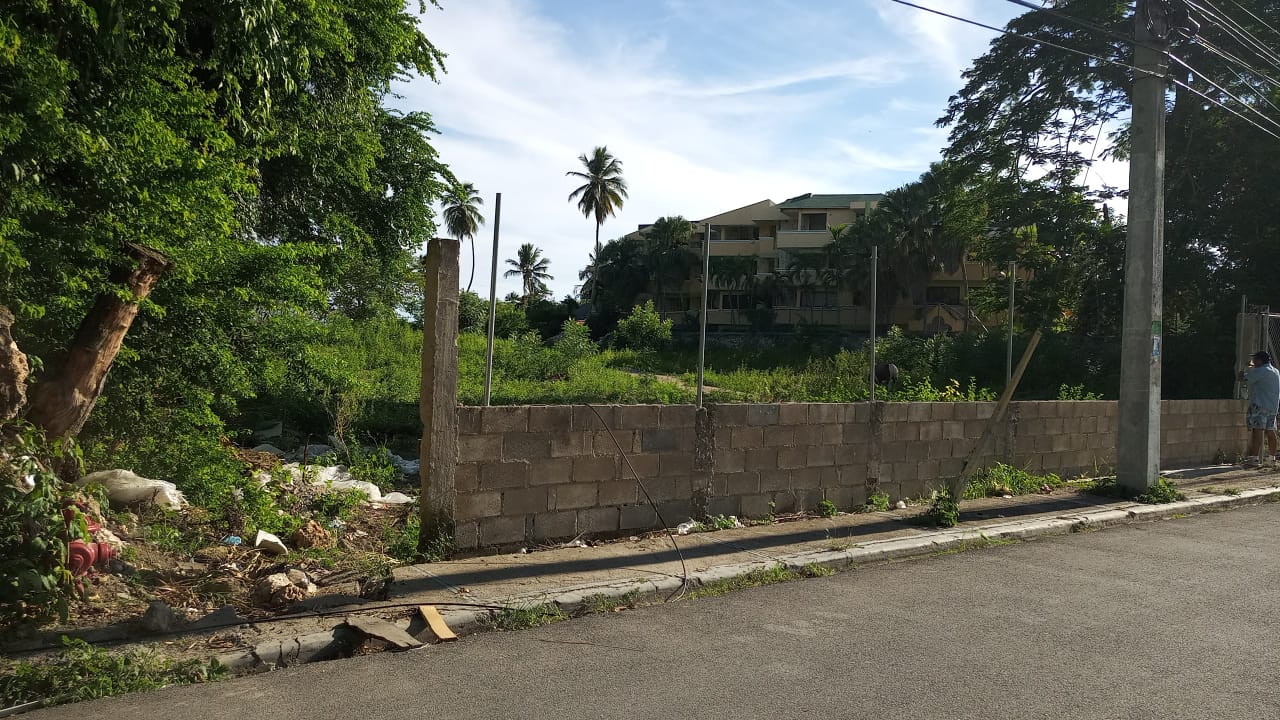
419,238 -> 461,557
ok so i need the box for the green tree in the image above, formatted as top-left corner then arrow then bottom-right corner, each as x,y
504,244 -> 553,306
642,216 -> 697,313
444,182 -> 485,292
566,146 -> 628,304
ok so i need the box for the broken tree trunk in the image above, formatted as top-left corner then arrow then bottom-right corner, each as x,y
25,244 -> 172,440
0,306 -> 29,421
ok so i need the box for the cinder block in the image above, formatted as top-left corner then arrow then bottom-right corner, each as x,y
740,494 -> 774,519
623,453 -> 661,478
528,405 -> 573,431
907,403 -> 932,422
502,487 -> 549,515
823,486 -> 857,511
591,429 -> 637,455
549,430 -> 585,458
479,515 -> 527,545
453,520 -> 479,549
750,469 -> 782,491
455,491 -> 502,521
573,456 -> 617,483
528,457 -> 573,486
893,461 -> 921,485
619,504 -> 658,530
458,407 -> 483,434
964,420 -> 990,440
943,421 -> 965,439
747,404 -> 781,426
809,404 -> 839,424
706,495 -> 742,517
656,500 -> 695,522
456,463 -> 480,492
551,482 -> 598,510
883,404 -> 910,422
779,403 -> 809,425
576,507 -> 619,534
642,427 -> 679,452
480,461 -> 528,489
532,511 -> 578,540
847,404 -> 872,423
459,434 -> 502,463
482,406 -> 529,434
819,424 -> 843,446
806,445 -> 835,467
715,449 -> 745,473
919,422 -> 943,442
731,426 -> 764,449
793,489 -> 823,512
745,447 -> 779,471
726,472 -> 760,495
711,404 -> 749,427
618,405 -> 661,429
659,453 -> 693,476
843,423 -> 870,444
778,446 -> 807,469
503,432 -> 551,460
770,492 -> 797,513
887,423 -> 921,442
763,425 -> 797,447
838,463 -> 866,487
644,476 -> 690,503
598,480 -> 637,506
790,467 -> 822,489
659,405 -> 696,428
572,405 -> 614,431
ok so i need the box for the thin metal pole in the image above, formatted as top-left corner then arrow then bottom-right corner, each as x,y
483,193 -> 502,406
696,223 -> 712,408
869,245 -> 878,402
1006,260 -> 1016,386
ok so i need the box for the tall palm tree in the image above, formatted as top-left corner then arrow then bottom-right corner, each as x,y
504,243 -> 553,306
566,146 -> 628,304
443,182 -> 485,292
642,216 -> 696,313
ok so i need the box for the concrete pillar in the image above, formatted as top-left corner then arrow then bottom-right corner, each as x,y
692,406 -> 715,519
419,238 -> 461,555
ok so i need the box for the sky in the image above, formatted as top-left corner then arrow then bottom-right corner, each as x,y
395,0 -> 1129,300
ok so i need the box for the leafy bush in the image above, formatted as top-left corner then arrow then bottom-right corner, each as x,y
0,638 -> 225,709
458,290 -> 488,333
554,319 -> 597,365
1138,478 -> 1186,504
492,302 -> 529,339
310,488 -> 368,521
347,445 -> 402,493
862,491 -> 891,512
1,423 -> 86,630
816,499 -> 839,518
925,487 -> 960,528
614,301 -> 672,352
1058,383 -> 1102,401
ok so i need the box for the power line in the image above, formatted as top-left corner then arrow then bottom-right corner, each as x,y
1191,36 -> 1280,115
1226,0 -> 1280,42
1168,52 -> 1280,134
888,0 -> 1165,79
1187,0 -> 1280,72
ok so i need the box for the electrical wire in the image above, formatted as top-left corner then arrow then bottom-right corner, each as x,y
1168,52 -> 1280,134
1226,0 -> 1280,41
1191,36 -> 1280,115
1187,0 -> 1280,72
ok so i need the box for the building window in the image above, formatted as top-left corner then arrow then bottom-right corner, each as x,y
799,212 -> 827,231
720,293 -> 751,310
800,290 -> 837,308
925,286 -> 962,305
722,225 -> 755,242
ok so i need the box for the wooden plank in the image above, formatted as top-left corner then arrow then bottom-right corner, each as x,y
418,605 -> 458,642
344,616 -> 423,650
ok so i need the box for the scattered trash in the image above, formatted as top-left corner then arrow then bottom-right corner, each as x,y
417,605 -> 458,642
728,516 -> 744,528
190,605 -> 245,631
676,520 -> 697,535
559,538 -> 588,548
518,547 -> 529,554
326,518 -> 346,530
292,519 -> 335,549
379,491 -> 414,505
253,529 -> 288,556
80,469 -> 187,510
894,500 -> 907,510
222,535 -> 243,546
254,463 -> 383,502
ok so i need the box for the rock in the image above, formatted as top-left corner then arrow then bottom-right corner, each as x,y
379,492 -> 413,505
253,572 -> 312,607
253,530 -> 288,556
252,444 -> 286,457
894,500 -> 908,510
198,578 -> 242,597
141,601 -> 179,634
80,470 -> 187,510
285,568 -> 315,592
92,527 -> 124,552
291,519 -> 335,549
189,604 -> 244,631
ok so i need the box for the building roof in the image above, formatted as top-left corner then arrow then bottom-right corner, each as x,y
697,199 -> 789,225
777,193 -> 884,209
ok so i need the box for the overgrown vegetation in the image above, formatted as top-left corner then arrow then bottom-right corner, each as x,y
0,638 -> 225,709
685,564 -> 830,600
816,499 -> 839,518
1085,476 -> 1187,504
925,487 -> 961,528
965,464 -> 1063,499
484,604 -> 568,631
861,491 -> 891,513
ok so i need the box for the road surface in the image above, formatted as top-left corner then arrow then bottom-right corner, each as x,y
33,504 -> 1280,719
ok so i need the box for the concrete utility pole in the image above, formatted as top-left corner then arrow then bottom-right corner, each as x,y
483,193 -> 501,407
869,245 -> 878,402
419,238 -> 460,555
1117,0 -> 1170,493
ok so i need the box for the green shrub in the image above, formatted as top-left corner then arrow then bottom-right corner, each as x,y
310,488 -> 368,521
862,491 -> 891,512
965,463 -> 1063,499
0,638 -> 225,709
492,302 -> 529,339
816,499 -> 839,518
554,319 -> 597,365
1058,383 -> 1102,401
1138,478 -> 1186,504
614,301 -> 672,352
458,290 -> 487,333
1,423 -> 85,630
348,446 -> 401,493
925,487 -> 960,528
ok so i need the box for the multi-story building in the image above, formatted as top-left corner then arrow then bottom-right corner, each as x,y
631,193 -> 1008,335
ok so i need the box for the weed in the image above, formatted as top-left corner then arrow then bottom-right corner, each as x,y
802,562 -> 834,577
964,463 -> 1063,499
861,491 -> 891,513
485,604 -> 568,631
929,535 -> 1018,557
141,516 -> 205,557
1137,478 -> 1186,504
582,591 -> 641,615
347,446 -> 402,493
309,488 -> 368,521
685,564 -> 831,600
816,499 -> 839,518
1224,487 -> 1242,496
0,638 -> 225,709
1213,449 -> 1231,465
1168,513 -> 1190,519
924,487 -> 960,528
826,539 -> 854,551
696,514 -> 739,532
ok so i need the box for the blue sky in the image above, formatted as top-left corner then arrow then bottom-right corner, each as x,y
397,0 -> 1128,299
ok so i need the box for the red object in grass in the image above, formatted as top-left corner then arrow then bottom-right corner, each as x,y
63,504 -> 116,577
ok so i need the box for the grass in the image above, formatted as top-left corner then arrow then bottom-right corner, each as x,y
861,491 -> 891,513
483,604 -> 568,631
964,464 -> 1063,499
686,564 -> 830,600
1085,476 -> 1187,504
581,591 -> 642,615
928,535 -> 1019,557
0,638 -> 226,710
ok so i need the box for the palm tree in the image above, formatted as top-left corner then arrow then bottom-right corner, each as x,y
566,146 -> 628,304
642,216 -> 696,313
443,182 -> 485,292
504,243 -> 553,306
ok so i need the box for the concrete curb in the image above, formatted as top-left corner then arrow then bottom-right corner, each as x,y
214,485 -> 1280,675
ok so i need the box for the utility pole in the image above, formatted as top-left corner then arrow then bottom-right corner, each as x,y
483,193 -> 502,407
869,245 -> 878,402
1117,0 -> 1170,493
696,223 -> 712,408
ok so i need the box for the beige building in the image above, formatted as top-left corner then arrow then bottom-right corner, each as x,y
635,193 -> 1008,335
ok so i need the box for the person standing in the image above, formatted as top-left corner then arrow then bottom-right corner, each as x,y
1239,350 -> 1280,468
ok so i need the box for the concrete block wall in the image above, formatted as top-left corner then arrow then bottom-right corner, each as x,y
452,399 -> 1246,549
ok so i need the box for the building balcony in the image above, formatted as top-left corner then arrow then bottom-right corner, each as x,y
776,230 -> 833,249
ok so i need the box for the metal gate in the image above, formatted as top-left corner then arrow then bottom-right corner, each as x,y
1236,303 -> 1280,399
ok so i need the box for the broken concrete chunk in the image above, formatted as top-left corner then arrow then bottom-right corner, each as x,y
291,519 -> 335,549
141,601 -> 179,634
254,572 -> 311,607
253,530 -> 288,556
343,616 -> 422,650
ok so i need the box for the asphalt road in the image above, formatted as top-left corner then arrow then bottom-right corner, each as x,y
32,504 -> 1280,720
